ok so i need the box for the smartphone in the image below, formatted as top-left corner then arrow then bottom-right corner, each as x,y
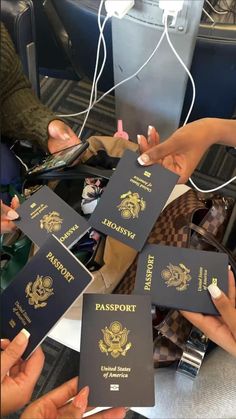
26,142 -> 89,177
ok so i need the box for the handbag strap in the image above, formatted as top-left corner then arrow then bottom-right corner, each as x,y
189,222 -> 236,273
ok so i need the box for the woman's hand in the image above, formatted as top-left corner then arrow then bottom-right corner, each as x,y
181,269 -> 236,357
1,195 -> 20,233
137,119 -> 220,183
21,377 -> 127,419
47,120 -> 80,154
1,329 -> 45,416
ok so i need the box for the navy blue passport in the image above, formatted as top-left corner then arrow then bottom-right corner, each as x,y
79,294 -> 155,407
15,185 -> 89,249
89,150 -> 179,251
1,235 -> 93,359
134,244 -> 228,315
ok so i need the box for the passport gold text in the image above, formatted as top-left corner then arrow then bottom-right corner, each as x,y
96,304 -> 136,312
46,252 -> 75,282
144,254 -> 155,291
59,224 -> 79,242
101,219 -> 136,239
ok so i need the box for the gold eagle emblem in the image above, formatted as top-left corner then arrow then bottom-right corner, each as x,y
25,275 -> 54,309
40,211 -> 63,233
117,191 -> 146,219
161,263 -> 191,291
99,321 -> 132,358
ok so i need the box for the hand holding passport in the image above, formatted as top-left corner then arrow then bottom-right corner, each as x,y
15,185 -> 89,249
134,244 -> 228,315
1,148 -> 231,409
1,235 -> 93,359
90,150 -> 179,251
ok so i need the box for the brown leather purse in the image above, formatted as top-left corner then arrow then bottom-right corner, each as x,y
115,189 -> 235,368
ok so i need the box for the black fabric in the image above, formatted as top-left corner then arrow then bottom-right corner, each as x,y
1,0 -> 40,95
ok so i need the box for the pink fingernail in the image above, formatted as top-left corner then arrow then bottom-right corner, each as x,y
137,135 -> 142,145
208,284 -> 222,299
137,154 -> 150,165
7,209 -> 19,220
15,329 -> 30,345
73,386 -> 89,412
148,125 -> 154,136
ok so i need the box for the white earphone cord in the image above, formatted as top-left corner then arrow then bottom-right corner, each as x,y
58,1 -> 235,193
57,1 -> 166,119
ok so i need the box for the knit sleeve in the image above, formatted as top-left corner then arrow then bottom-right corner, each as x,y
0,23 -> 57,152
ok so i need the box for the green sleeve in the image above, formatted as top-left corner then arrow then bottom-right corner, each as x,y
1,23 -> 57,152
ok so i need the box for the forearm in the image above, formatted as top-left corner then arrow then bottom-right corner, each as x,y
1,87 -> 56,152
207,118 -> 236,148
1,23 -> 56,152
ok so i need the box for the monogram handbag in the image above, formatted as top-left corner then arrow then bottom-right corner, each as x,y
114,188 -> 235,372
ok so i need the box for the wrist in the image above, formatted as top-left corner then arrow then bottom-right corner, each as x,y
207,118 -> 236,147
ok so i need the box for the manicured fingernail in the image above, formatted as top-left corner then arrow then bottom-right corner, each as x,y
15,329 -> 30,345
7,209 -> 19,220
148,125 -> 154,136
73,386 -> 89,411
137,135 -> 142,145
13,195 -> 20,204
208,284 -> 222,299
137,154 -> 150,165
228,265 -> 231,271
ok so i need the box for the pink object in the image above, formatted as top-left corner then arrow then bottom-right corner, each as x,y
114,120 -> 129,140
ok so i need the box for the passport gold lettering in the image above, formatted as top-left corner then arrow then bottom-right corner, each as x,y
59,224 -> 79,242
30,204 -> 48,219
198,267 -> 208,291
9,319 -> 16,328
144,254 -> 155,291
130,176 -> 152,192
101,366 -> 131,372
95,304 -> 136,312
101,366 -> 131,379
46,252 -> 75,282
212,277 -> 218,285
13,301 -> 31,325
101,219 -> 136,239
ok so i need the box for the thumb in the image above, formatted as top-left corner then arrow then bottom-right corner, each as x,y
58,386 -> 89,419
1,329 -> 30,380
208,284 -> 236,339
48,120 -> 71,141
1,200 -> 19,220
137,137 -> 176,166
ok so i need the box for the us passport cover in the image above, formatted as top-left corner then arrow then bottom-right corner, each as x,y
79,294 -> 155,407
1,235 -> 93,359
15,185 -> 89,249
89,150 -> 179,251
134,244 -> 228,315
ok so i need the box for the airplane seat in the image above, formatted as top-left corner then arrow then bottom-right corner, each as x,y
1,0 -> 40,97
